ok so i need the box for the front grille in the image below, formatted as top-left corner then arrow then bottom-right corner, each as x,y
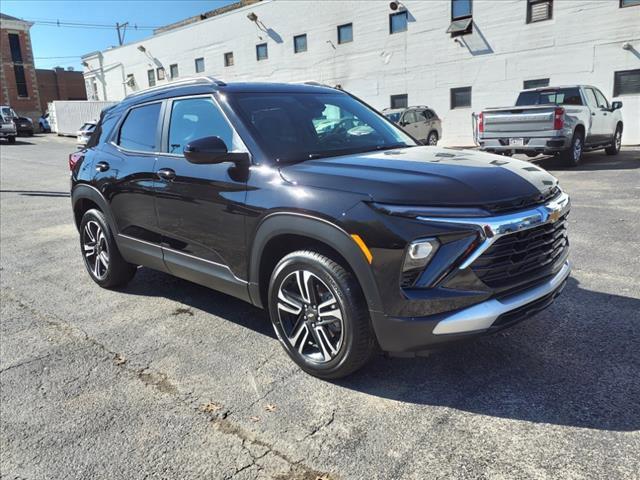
471,213 -> 569,289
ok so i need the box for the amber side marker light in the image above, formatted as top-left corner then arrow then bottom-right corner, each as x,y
351,234 -> 373,264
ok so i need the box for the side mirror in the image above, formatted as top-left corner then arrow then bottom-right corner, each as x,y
612,101 -> 623,110
183,136 -> 248,165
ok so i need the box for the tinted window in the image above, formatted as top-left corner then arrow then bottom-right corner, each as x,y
338,23 -> 353,44
385,112 -> 401,123
594,89 -> 609,109
168,97 -> 235,154
256,43 -> 268,61
195,57 -> 205,73
523,78 -> 549,89
294,34 -> 307,53
86,112 -> 118,148
228,92 -> 416,163
118,103 -> 161,152
515,88 -> 583,106
14,65 -> 28,97
390,94 -> 408,108
9,33 -> 23,63
390,11 -> 408,34
452,0 -> 472,19
451,86 -> 472,108
614,69 -> 640,96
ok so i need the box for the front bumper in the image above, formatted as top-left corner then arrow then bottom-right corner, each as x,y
374,260 -> 570,354
0,129 -> 17,138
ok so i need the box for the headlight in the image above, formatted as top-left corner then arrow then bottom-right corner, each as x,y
402,238 -> 439,287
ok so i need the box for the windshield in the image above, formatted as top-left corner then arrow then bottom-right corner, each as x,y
228,92 -> 416,163
516,88 -> 583,106
385,112 -> 402,123
1,107 -> 16,119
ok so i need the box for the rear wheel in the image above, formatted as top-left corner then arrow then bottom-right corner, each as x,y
559,129 -> 584,167
426,131 -> 438,146
7,136 -> 16,144
80,209 -> 137,288
268,250 -> 375,379
605,125 -> 622,155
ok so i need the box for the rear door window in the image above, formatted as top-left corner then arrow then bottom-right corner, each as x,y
118,103 -> 161,152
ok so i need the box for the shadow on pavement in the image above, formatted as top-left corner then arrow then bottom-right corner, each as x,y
121,265 -> 640,431
338,276 -> 640,432
0,189 -> 70,198
536,149 -> 640,172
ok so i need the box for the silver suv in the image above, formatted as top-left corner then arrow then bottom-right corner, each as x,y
383,106 -> 442,146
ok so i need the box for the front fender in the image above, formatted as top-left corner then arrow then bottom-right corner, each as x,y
248,212 -> 384,318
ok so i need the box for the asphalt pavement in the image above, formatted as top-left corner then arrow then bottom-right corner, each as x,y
1,135 -> 639,479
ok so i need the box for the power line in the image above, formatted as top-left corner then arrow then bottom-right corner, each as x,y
29,19 -> 160,31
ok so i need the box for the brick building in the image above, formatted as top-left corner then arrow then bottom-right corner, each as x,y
36,67 -> 87,113
1,13 -> 87,120
0,13 -> 41,119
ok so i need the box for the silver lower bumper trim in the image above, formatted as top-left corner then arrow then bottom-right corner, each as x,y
432,261 -> 571,335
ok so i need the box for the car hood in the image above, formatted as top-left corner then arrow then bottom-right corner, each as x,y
278,146 -> 559,212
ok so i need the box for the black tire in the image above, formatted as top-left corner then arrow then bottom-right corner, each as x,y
79,209 -> 137,288
525,152 -> 539,158
7,136 -> 16,144
426,131 -> 438,146
268,250 -> 375,379
605,125 -> 622,156
559,129 -> 584,167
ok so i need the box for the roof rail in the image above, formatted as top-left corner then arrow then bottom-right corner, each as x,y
124,76 -> 225,100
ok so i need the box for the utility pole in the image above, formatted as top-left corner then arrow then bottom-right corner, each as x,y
116,22 -> 129,46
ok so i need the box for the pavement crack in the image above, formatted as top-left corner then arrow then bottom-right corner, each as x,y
0,353 -> 53,374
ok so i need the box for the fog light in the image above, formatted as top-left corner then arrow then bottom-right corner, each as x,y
402,238 -> 439,286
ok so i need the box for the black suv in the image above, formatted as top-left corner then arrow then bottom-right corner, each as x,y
71,78 -> 571,378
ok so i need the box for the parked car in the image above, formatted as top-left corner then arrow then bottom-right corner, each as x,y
0,106 -> 18,143
38,113 -> 51,133
70,78 -> 571,378
383,106 -> 442,146
14,116 -> 34,136
476,85 -> 623,166
76,121 -> 96,146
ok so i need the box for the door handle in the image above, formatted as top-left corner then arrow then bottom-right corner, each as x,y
95,161 -> 110,172
157,168 -> 176,181
591,112 -> 596,116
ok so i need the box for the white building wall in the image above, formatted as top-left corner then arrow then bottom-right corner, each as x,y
82,0 -> 640,145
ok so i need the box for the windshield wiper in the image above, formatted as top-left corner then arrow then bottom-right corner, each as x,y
374,143 -> 413,151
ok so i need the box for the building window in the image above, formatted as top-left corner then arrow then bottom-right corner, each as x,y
450,86 -> 472,109
256,43 -> 268,61
620,0 -> 640,7
527,0 -> 553,23
389,11 -> 408,34
157,67 -> 165,80
8,33 -> 23,63
448,0 -> 473,36
523,78 -> 550,89
337,23 -> 353,44
170,64 -> 179,79
195,57 -> 205,73
390,94 -> 408,109
294,34 -> 307,53
14,65 -> 28,97
147,69 -> 156,87
224,52 -> 234,67
614,69 -> 640,96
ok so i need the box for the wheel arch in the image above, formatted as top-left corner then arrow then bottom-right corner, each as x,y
248,213 -> 384,317
72,184 -> 117,233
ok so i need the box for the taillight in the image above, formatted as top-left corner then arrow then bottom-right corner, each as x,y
69,151 -> 83,171
553,107 -> 564,130
478,112 -> 484,133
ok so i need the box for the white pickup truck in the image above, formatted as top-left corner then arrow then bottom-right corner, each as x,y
0,106 -> 18,144
476,85 -> 623,166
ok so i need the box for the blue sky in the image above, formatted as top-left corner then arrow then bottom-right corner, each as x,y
2,0 -> 236,70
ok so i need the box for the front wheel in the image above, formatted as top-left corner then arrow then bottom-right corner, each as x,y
79,209 -> 137,288
605,126 -> 622,155
559,130 -> 584,167
268,250 -> 375,379
7,136 -> 16,144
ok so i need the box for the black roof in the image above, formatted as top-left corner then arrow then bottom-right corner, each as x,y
117,78 -> 339,111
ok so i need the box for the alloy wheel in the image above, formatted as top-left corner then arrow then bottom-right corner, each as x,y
428,133 -> 438,146
573,136 -> 582,162
276,270 -> 345,363
615,130 -> 622,151
82,220 -> 109,280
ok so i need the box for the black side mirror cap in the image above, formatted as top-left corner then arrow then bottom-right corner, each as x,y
184,136 -> 249,165
612,101 -> 623,110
